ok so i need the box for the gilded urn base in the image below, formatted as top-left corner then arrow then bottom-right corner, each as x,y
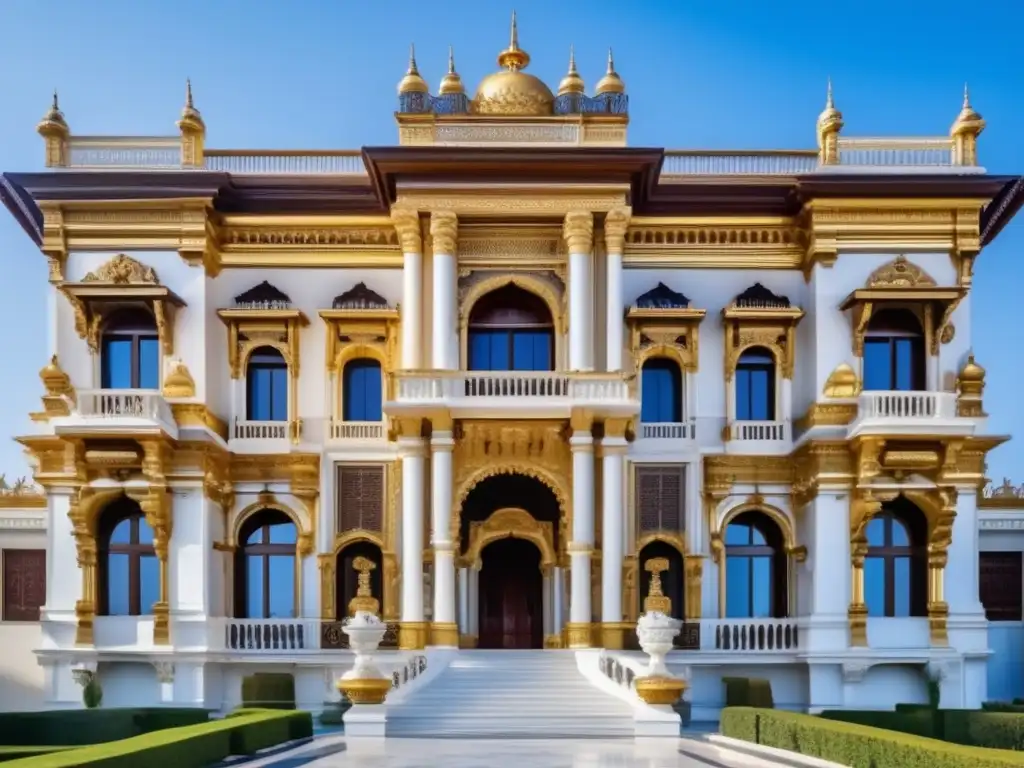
336,677 -> 392,705
634,676 -> 687,706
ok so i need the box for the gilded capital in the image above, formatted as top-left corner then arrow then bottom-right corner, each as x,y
603,206 -> 632,254
563,211 -> 594,254
430,211 -> 459,255
391,208 -> 422,254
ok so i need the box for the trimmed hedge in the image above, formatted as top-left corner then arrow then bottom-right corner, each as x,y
0,709 -> 212,748
821,707 -> 1024,751
241,673 -> 296,710
1,709 -> 312,767
0,749 -> 75,765
722,677 -> 774,709
722,707 -> 1024,767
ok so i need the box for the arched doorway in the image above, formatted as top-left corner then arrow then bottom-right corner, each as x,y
479,538 -> 543,649
638,539 -> 684,620
334,540 -> 384,618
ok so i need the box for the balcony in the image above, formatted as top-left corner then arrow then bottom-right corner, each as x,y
229,419 -> 299,452
328,420 -> 386,442
848,390 -> 970,438
726,419 -> 791,455
702,618 -> 800,653
52,389 -> 178,439
388,370 -> 637,419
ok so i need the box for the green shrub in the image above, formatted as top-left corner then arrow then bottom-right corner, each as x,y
722,707 -> 1024,768
0,748 -> 75,764
983,702 -> 1024,714
822,706 -> 1024,750
0,710 -> 312,767
241,673 -> 296,710
81,679 -> 101,710
721,677 -> 774,709
821,708 -> 941,740
0,709 -> 211,748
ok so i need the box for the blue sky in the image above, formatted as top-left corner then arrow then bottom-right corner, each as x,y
0,0 -> 1022,483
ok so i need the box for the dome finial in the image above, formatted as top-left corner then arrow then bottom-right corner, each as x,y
497,10 -> 530,71
178,77 -> 204,129
186,78 -> 194,110
826,76 -> 834,109
398,43 -> 429,95
558,44 -> 585,96
439,44 -> 465,96
595,47 -> 625,95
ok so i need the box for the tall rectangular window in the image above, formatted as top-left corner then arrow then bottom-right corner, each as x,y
2,549 -> 46,622
980,552 -> 1023,621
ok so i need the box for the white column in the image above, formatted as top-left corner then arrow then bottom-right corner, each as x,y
568,419 -> 596,647
604,207 -> 631,372
601,438 -> 627,628
392,209 -> 423,370
543,569 -> 552,639
468,567 -> 479,639
430,425 -> 457,646
430,212 -> 459,370
398,423 -> 427,649
564,211 -> 595,371
552,566 -> 565,637
458,567 -> 469,635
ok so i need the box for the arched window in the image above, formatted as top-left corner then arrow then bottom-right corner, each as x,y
235,510 -> 297,619
98,497 -> 158,616
342,359 -> 383,422
736,347 -> 775,420
468,285 -> 554,371
864,498 -> 927,617
725,511 -> 787,618
863,309 -> 925,391
100,308 -> 160,390
641,358 -> 682,423
246,347 -> 288,421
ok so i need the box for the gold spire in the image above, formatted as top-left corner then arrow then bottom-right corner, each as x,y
595,48 -> 625,94
398,44 -> 429,94
557,45 -> 585,96
37,90 -> 68,134
496,10 -> 530,71
955,83 -> 983,124
178,78 -> 205,131
439,44 -> 465,95
817,77 -> 843,126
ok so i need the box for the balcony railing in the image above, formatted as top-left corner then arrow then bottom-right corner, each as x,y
858,391 -> 957,420
55,389 -> 178,437
233,420 -> 289,440
223,619 -> 320,652
703,618 -> 800,653
329,420 -> 386,441
640,420 -> 696,440
730,420 -> 789,442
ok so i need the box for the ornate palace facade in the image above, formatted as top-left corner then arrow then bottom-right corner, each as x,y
1,18 -> 1023,724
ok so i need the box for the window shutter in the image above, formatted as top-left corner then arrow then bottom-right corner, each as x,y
635,465 -> 685,532
980,552 -> 1022,621
2,549 -> 46,622
337,465 -> 385,533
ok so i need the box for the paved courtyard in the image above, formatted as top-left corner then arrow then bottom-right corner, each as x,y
236,735 -> 796,767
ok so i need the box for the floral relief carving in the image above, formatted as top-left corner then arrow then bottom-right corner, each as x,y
83,254 -> 159,285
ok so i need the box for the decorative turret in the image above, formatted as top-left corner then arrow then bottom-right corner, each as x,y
950,84 -> 985,167
557,45 -> 585,97
176,79 -> 205,167
956,353 -> 986,417
473,11 -> 554,116
816,79 -> 844,165
397,45 -> 429,95
439,46 -> 465,96
595,49 -> 625,95
37,91 -> 70,168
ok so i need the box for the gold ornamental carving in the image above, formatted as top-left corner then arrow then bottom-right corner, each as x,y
604,206 -> 632,254
463,507 -> 557,569
429,211 -> 459,255
30,355 -> 76,422
722,300 -> 804,382
624,217 -> 805,270
642,557 -> 671,614
867,255 -> 937,288
83,253 -> 159,284
395,192 -> 628,218
627,306 -> 707,375
452,420 -> 571,549
348,556 -> 381,616
162,361 -> 196,399
391,208 -> 422,253
563,211 -> 594,254
822,363 -> 861,398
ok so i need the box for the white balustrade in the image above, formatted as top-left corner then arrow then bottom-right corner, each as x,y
662,151 -> 817,176
858,391 -> 957,420
730,420 -> 788,442
837,137 -> 956,168
330,420 -> 385,441
233,420 -> 289,440
66,137 -> 182,169
223,618 -> 320,652
640,420 -> 696,440
702,618 -> 800,652
204,151 -> 366,174
392,370 -> 632,409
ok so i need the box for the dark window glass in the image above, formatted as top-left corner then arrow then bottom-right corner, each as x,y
343,359 -> 383,422
980,552 -> 1023,621
724,512 -> 787,618
246,347 -> 288,421
735,348 -> 775,421
467,285 -> 554,371
641,359 -> 682,423
236,511 -> 297,619
864,499 -> 927,617
100,310 -> 159,390
98,498 -> 158,616
1,549 -> 46,622
863,309 -> 925,391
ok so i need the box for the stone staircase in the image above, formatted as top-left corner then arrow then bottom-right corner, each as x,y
386,650 -> 636,737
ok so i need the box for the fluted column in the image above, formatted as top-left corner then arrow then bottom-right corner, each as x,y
564,211 -> 595,371
396,417 -> 428,650
600,418 -> 629,649
430,414 -> 458,646
604,207 -> 631,372
567,412 -> 596,648
392,208 -> 423,370
430,212 -> 459,370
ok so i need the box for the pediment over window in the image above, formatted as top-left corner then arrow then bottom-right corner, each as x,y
217,282 -> 308,380
332,282 -> 390,310
626,283 -> 706,373
722,283 -> 804,381
839,256 -> 965,356
233,280 -> 292,309
319,283 -> 399,379
59,254 -> 185,354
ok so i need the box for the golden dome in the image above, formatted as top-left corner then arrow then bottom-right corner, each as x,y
595,49 -> 625,95
817,78 -> 843,129
473,12 -> 554,116
36,91 -> 69,137
163,361 -> 196,399
398,45 -> 429,95
439,46 -> 465,96
961,354 -> 986,382
952,84 -> 984,128
177,79 -> 205,133
557,46 -> 585,97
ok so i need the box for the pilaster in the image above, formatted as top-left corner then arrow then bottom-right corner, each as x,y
564,211 -> 595,371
